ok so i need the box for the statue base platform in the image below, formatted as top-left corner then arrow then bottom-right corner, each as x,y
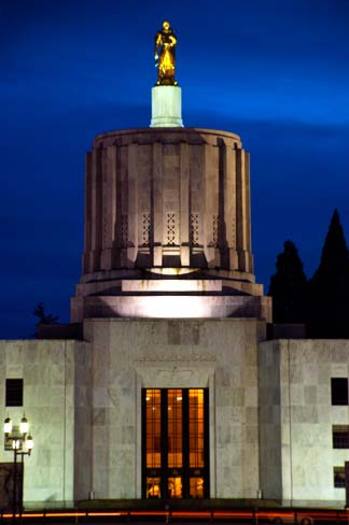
150,85 -> 183,127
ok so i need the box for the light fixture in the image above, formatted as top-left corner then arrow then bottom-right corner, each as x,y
3,415 -> 34,517
4,417 -> 12,434
12,439 -> 20,451
25,435 -> 34,453
20,416 -> 29,435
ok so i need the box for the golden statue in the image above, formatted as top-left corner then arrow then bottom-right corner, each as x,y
154,21 -> 177,86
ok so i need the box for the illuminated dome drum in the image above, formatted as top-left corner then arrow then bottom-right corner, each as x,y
71,127 -> 271,321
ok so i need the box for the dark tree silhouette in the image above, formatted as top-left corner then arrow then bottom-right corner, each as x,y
269,240 -> 308,323
33,303 -> 59,337
308,209 -> 349,338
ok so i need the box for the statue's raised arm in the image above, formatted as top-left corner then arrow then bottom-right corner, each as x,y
154,20 -> 177,86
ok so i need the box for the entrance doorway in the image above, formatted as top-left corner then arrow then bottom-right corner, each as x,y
142,388 -> 209,499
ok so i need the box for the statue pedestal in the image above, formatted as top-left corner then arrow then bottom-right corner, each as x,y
150,85 -> 183,127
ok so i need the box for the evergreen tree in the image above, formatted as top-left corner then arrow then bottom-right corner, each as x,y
33,302 -> 59,337
269,240 -> 308,323
308,209 -> 349,338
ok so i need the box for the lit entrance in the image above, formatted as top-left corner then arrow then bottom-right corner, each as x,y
142,388 -> 209,499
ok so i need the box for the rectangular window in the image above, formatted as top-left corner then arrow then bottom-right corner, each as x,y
189,477 -> 204,498
168,389 -> 183,468
333,425 -> 349,448
331,378 -> 348,405
334,466 -> 345,488
146,477 -> 161,498
5,379 -> 23,407
145,389 -> 161,468
189,389 -> 205,468
168,476 -> 182,498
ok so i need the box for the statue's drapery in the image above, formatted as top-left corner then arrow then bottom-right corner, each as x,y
154,21 -> 177,85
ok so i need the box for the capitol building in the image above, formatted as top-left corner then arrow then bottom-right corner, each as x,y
1,22 -> 349,509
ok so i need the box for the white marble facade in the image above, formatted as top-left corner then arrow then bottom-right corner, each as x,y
0,318 -> 264,505
2,326 -> 349,507
81,317 -> 265,500
259,339 -> 349,506
0,340 -> 83,505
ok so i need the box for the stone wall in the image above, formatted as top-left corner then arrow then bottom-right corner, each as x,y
82,317 -> 266,499
73,342 -> 93,501
0,340 -> 83,505
2,332 -> 348,506
258,340 -> 282,500
259,339 -> 349,506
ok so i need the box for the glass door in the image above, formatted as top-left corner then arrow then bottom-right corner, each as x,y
142,388 -> 209,499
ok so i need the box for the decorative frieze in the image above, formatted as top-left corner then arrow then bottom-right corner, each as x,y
190,212 -> 200,247
141,212 -> 152,246
166,212 -> 177,246
212,214 -> 219,247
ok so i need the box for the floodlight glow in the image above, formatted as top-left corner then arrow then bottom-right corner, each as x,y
100,294 -> 215,318
124,296 -> 210,318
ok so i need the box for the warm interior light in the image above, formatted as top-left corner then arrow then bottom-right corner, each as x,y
20,416 -> 29,435
146,397 -> 150,401
149,268 -> 196,276
4,417 -> 12,434
176,396 -> 182,401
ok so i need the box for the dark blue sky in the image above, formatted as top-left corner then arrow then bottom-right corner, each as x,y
1,0 -> 349,338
